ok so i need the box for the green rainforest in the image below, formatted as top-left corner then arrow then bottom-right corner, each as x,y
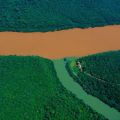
0,0 -> 120,32
66,51 -> 120,112
0,56 -> 106,120
0,0 -> 120,119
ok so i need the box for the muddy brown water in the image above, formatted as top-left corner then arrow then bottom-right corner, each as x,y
0,25 -> 120,59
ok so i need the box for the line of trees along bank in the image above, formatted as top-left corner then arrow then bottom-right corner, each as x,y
0,0 -> 120,31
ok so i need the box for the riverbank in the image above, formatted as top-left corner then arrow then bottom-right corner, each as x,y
0,25 -> 120,59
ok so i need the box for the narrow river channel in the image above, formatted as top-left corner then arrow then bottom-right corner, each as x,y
53,59 -> 120,120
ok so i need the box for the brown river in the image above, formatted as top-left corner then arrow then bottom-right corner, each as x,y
0,25 -> 120,59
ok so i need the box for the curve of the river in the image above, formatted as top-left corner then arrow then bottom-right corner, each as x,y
53,59 -> 120,120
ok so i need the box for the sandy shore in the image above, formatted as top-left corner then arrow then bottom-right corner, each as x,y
0,25 -> 120,59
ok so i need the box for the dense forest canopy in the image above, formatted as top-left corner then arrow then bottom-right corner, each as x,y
79,51 -> 120,84
67,51 -> 120,112
0,56 -> 106,120
0,0 -> 120,31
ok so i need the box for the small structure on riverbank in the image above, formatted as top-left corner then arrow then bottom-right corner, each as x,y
76,61 -> 83,72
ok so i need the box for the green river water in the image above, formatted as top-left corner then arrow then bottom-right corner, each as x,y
53,59 -> 120,120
